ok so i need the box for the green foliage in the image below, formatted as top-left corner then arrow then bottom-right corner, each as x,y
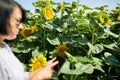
9,0 -> 120,80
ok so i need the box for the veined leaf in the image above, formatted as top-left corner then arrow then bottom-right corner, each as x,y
87,43 -> 104,54
58,60 -> 94,75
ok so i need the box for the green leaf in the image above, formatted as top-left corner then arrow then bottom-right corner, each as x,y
55,27 -> 64,32
77,56 -> 89,63
82,5 -> 93,10
72,2 -> 77,8
115,68 -> 120,76
58,60 -> 94,75
11,47 -> 22,53
32,47 -> 40,57
112,22 -> 120,25
58,60 -> 83,75
11,47 -> 31,53
104,52 -> 120,67
79,63 -> 94,74
95,5 -> 108,10
65,52 -> 74,62
79,35 -> 89,45
96,32 -> 109,39
26,35 -> 38,42
46,37 -> 60,45
42,23 -> 53,30
94,64 -> 104,72
62,22 -> 68,28
103,43 -> 120,52
104,29 -> 119,38
87,43 -> 104,54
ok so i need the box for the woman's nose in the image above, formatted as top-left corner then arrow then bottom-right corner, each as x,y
18,23 -> 23,29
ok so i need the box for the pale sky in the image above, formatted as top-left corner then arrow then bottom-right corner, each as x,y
16,0 -> 120,12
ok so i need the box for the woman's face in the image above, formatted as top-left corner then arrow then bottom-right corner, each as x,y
6,6 -> 23,40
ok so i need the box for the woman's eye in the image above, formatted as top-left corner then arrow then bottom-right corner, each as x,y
16,19 -> 22,24
16,19 -> 20,22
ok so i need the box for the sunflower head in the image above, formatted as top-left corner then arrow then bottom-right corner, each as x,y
46,0 -> 50,5
43,6 -> 54,20
58,3 -> 63,12
31,26 -> 38,33
55,44 -> 68,56
40,0 -> 42,2
86,12 -> 91,17
20,27 -> 33,39
29,54 -> 47,72
99,15 -> 105,24
106,19 -> 112,25
117,14 -> 120,20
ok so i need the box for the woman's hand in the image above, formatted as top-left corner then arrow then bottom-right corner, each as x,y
29,57 -> 59,80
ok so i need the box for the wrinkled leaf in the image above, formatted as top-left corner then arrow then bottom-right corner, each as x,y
87,43 -> 104,54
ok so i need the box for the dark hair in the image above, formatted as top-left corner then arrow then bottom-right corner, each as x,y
0,0 -> 26,35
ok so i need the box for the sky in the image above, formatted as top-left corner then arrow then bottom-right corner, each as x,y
16,0 -> 120,12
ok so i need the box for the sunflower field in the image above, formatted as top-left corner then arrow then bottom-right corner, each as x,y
9,0 -> 120,80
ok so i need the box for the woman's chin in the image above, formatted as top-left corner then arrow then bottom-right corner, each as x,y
6,35 -> 17,40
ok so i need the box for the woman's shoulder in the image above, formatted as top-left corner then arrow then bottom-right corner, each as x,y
2,42 -> 12,53
2,42 -> 9,47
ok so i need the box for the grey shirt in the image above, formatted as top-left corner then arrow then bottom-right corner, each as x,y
0,42 -> 28,80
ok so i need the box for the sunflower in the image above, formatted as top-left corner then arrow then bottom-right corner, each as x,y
106,19 -> 112,25
29,54 -> 47,72
117,14 -> 120,20
43,6 -> 54,20
20,27 -> 33,39
55,44 -> 68,56
86,12 -> 91,17
46,0 -> 50,5
99,15 -> 105,24
58,3 -> 63,12
31,26 -> 38,33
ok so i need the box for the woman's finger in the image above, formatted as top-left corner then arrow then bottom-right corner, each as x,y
51,60 -> 59,68
47,57 -> 59,68
49,57 -> 57,62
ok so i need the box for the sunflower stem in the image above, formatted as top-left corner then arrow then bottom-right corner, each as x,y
43,26 -> 46,50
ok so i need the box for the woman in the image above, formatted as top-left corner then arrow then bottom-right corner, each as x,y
0,0 -> 59,80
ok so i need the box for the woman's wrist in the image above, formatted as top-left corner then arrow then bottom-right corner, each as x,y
28,69 -> 43,80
